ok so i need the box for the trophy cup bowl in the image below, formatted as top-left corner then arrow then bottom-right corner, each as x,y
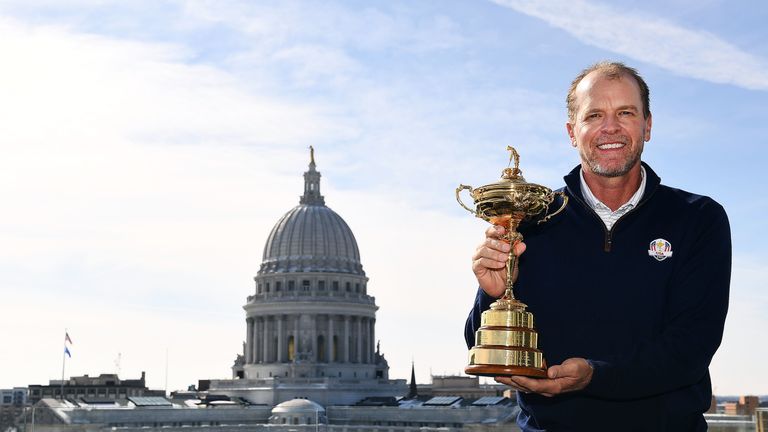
457,146 -> 567,377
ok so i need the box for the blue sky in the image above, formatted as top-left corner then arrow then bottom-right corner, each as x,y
1,0 -> 766,395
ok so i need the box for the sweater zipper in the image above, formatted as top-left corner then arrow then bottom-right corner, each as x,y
567,186 -> 657,252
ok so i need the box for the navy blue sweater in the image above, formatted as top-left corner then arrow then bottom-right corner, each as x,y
465,163 -> 731,431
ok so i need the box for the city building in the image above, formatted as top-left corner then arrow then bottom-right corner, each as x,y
27,372 -> 163,404
757,408 -> 768,432
418,375 -> 508,399
0,388 -> 28,431
724,396 -> 762,416
208,149 -> 406,405
16,394 -> 521,432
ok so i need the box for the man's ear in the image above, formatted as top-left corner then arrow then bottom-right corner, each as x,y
644,112 -> 652,142
566,122 -> 576,147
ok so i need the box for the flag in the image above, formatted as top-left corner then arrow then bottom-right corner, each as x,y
64,347 -> 72,358
65,332 -> 73,345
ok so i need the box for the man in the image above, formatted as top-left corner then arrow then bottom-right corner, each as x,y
465,61 -> 730,431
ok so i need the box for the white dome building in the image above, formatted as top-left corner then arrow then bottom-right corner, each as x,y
209,149 -> 406,406
269,398 -> 326,425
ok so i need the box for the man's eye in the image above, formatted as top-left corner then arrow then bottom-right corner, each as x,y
586,113 -> 600,120
619,111 -> 634,116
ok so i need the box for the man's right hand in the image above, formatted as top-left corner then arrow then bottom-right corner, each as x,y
472,225 -> 526,298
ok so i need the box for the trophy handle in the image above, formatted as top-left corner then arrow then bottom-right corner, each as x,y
538,191 -> 568,224
456,184 -> 478,216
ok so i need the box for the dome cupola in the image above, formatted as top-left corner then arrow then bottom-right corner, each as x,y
258,147 -> 364,276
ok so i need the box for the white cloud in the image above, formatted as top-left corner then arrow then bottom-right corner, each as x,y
181,1 -> 466,54
491,0 -> 768,90
0,16 -> 336,390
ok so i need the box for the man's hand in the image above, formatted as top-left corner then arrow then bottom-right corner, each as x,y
472,225 -> 526,298
494,358 -> 594,397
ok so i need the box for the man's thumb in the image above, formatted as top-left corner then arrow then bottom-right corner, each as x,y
547,366 -> 560,379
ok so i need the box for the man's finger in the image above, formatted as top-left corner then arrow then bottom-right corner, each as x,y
484,237 -> 511,253
495,376 -> 532,393
512,241 -> 526,257
472,257 -> 507,271
485,225 -> 506,238
509,376 -> 561,395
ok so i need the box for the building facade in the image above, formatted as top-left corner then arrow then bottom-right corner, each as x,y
0,388 -> 28,431
27,372 -> 162,405
209,150 -> 405,405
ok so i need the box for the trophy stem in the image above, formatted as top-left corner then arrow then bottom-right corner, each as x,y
502,215 -> 524,302
504,250 -> 516,300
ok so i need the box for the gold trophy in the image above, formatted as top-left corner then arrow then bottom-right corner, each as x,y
456,146 -> 567,377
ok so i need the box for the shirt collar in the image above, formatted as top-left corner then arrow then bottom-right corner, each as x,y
580,165 -> 646,212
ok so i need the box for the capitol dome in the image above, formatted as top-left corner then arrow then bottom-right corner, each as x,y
259,206 -> 363,275
233,147 -> 398,402
258,149 -> 364,276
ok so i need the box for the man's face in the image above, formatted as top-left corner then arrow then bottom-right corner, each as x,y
566,72 -> 652,178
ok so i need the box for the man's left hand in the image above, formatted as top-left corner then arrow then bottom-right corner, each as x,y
495,358 -> 594,397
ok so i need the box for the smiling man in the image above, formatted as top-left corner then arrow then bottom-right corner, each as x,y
466,62 -> 731,431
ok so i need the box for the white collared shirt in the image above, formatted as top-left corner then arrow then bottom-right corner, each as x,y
580,166 -> 646,231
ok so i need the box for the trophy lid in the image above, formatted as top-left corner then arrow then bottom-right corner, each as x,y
474,146 -> 550,195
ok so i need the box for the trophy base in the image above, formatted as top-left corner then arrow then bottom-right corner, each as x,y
465,364 -> 548,378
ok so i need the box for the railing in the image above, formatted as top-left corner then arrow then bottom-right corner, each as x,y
246,292 -> 375,305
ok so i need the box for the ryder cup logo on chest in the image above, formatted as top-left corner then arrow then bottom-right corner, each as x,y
648,238 -> 673,261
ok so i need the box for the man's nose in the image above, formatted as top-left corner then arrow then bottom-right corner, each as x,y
601,114 -> 621,134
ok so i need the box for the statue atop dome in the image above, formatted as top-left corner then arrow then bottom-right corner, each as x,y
300,146 -> 325,206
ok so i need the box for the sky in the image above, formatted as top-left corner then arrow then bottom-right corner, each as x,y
0,0 -> 766,396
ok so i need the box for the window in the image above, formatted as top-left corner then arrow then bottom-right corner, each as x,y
276,281 -> 282,291
288,336 -> 295,361
302,280 -> 310,291
266,282 -> 270,292
288,280 -> 295,291
318,280 -> 325,290
332,281 -> 339,291
317,335 -> 325,362
345,282 -> 351,292
355,283 -> 360,293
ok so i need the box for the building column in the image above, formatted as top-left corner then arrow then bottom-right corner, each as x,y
369,318 -> 375,363
262,316 -> 270,363
357,317 -> 363,364
344,316 -> 350,363
308,314 -> 316,362
277,315 -> 285,362
251,317 -> 264,363
246,318 -> 254,364
327,315 -> 334,363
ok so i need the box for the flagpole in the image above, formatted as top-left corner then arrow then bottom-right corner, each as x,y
60,329 -> 67,401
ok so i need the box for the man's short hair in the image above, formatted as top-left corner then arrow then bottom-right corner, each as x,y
566,61 -> 651,121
